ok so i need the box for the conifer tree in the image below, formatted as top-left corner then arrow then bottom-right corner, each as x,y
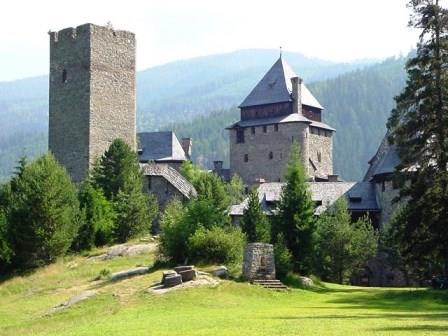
241,188 -> 270,243
315,199 -> 378,284
93,139 -> 158,241
8,153 -> 80,268
274,143 -> 315,274
387,0 -> 448,276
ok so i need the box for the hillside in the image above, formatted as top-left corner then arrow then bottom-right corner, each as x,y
0,49 -> 400,180
0,243 -> 447,336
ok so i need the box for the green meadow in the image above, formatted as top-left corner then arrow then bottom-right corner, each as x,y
0,247 -> 447,336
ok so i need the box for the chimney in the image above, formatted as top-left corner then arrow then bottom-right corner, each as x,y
328,174 -> 339,182
213,160 -> 223,172
181,138 -> 192,160
291,76 -> 303,115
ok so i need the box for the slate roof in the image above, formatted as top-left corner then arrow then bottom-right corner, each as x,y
226,113 -> 335,131
140,163 -> 197,199
364,134 -> 401,181
137,131 -> 187,163
229,181 -> 379,216
239,57 -> 324,109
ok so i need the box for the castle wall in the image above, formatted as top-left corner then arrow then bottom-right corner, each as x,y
49,23 -> 136,183
308,132 -> 333,178
375,180 -> 400,228
229,122 -> 308,185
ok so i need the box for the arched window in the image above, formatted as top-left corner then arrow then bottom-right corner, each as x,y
62,69 -> 67,83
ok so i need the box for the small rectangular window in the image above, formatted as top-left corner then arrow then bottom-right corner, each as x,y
274,124 -> 279,132
236,129 -> 245,143
263,125 -> 267,133
251,127 -> 255,135
244,154 -> 249,162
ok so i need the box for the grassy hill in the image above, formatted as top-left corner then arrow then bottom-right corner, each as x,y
0,49 -> 403,180
0,244 -> 447,335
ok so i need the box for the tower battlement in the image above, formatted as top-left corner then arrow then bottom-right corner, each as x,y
49,23 -> 134,43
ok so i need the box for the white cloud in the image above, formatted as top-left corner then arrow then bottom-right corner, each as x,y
0,0 -> 419,81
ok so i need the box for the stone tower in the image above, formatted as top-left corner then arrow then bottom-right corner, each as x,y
228,57 -> 335,185
48,23 -> 136,183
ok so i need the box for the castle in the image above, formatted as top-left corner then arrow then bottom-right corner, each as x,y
48,23 -> 401,286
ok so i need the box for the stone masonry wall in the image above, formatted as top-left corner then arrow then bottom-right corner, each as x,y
308,132 -> 333,178
49,25 -> 91,183
89,25 -> 136,167
49,23 -> 136,183
143,175 -> 187,212
230,122 -> 308,185
242,243 -> 275,280
375,180 -> 400,228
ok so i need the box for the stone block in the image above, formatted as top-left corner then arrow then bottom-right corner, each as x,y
242,243 -> 275,281
178,269 -> 197,282
163,274 -> 182,288
174,265 -> 195,273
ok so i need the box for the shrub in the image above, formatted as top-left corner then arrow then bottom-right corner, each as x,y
188,226 -> 246,264
72,181 -> 116,251
158,199 -> 191,263
274,233 -> 293,279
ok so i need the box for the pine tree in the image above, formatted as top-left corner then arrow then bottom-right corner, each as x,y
274,143 -> 315,274
92,139 -> 140,200
241,188 -> 270,243
387,0 -> 448,276
8,153 -> 80,268
93,139 -> 159,242
315,199 -> 378,284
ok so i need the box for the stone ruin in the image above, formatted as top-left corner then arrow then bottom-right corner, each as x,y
161,265 -> 197,288
242,243 -> 275,281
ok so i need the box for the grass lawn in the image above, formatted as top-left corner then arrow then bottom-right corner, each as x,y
0,247 -> 447,336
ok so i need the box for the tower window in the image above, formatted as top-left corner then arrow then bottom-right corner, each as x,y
62,69 -> 67,83
263,125 -> 267,133
251,127 -> 255,135
236,129 -> 245,143
269,152 -> 273,160
317,151 -> 322,163
244,154 -> 249,162
274,124 -> 279,132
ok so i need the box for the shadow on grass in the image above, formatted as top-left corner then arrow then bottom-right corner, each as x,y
325,288 -> 448,312
270,312 -> 448,321
371,325 -> 448,332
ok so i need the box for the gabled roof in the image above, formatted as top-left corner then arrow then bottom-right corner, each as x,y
239,57 -> 324,109
137,131 -> 187,163
140,163 -> 197,199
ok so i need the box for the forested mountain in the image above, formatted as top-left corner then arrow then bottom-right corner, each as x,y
0,49 -> 405,180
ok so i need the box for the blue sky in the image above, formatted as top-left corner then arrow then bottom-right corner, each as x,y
0,0 -> 419,81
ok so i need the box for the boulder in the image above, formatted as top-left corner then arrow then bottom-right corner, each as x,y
212,266 -> 229,278
179,269 -> 197,282
110,266 -> 150,281
300,276 -> 314,287
174,265 -> 195,273
163,274 -> 182,287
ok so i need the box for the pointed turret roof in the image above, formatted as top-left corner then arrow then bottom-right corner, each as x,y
239,57 -> 323,109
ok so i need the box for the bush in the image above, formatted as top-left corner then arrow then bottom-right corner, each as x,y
72,181 -> 116,251
188,226 -> 246,264
274,233 -> 293,279
158,199 -> 192,263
